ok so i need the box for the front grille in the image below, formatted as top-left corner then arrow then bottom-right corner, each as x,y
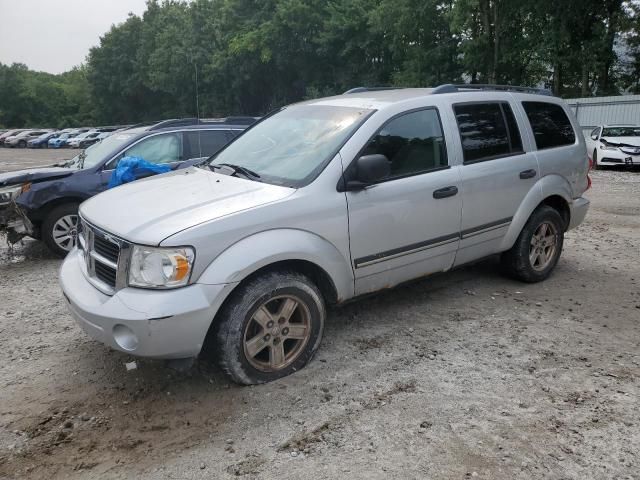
95,261 -> 117,286
94,235 -> 120,263
78,219 -> 128,294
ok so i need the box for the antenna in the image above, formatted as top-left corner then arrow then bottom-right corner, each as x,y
194,62 -> 201,122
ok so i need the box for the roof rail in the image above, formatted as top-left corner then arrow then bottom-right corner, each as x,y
343,86 -> 402,94
432,83 -> 553,96
148,116 -> 259,131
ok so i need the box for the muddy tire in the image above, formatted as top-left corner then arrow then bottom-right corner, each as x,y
500,205 -> 564,283
209,271 -> 325,385
42,203 -> 79,257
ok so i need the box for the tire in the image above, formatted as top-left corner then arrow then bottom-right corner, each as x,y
18,140 -> 26,148
500,205 -> 564,283
42,203 -> 80,257
592,149 -> 601,170
208,270 -> 326,385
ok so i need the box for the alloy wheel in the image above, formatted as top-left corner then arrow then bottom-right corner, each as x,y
243,295 -> 312,372
52,214 -> 79,252
529,221 -> 558,271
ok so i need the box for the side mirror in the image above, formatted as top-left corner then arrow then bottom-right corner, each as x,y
340,154 -> 390,191
591,134 -> 598,141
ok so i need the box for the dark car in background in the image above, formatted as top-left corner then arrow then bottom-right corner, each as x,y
27,131 -> 62,148
0,117 -> 256,255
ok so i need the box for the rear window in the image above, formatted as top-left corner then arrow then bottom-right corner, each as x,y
522,102 -> 576,150
454,102 -> 524,164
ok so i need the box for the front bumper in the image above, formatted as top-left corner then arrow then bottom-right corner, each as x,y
568,196 -> 590,230
0,202 -> 33,243
597,149 -> 640,165
60,248 -> 235,359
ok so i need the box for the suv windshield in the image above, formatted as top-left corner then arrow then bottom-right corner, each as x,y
209,105 -> 372,187
602,127 -> 640,137
64,132 -> 137,169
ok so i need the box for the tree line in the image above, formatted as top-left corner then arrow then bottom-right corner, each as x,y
1,0 -> 639,128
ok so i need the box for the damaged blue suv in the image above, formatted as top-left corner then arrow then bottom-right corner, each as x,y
0,118 -> 255,256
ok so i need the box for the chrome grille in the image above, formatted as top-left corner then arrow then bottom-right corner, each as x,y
78,219 -> 128,295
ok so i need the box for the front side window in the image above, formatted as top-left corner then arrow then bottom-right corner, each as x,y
125,133 -> 182,164
360,108 -> 447,179
454,102 -> 524,164
522,101 -> 576,149
209,105 -> 371,187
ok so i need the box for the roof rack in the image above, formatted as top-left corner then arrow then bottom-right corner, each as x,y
148,117 -> 259,131
343,86 -> 402,94
432,83 -> 553,96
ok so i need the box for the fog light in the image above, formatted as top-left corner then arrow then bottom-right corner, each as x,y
113,324 -> 138,351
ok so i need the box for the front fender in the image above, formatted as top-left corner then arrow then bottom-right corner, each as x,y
196,229 -> 354,301
499,174 -> 572,251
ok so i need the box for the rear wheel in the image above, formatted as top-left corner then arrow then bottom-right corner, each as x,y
42,203 -> 79,257
208,270 -> 326,385
18,140 -> 26,148
501,205 -> 564,283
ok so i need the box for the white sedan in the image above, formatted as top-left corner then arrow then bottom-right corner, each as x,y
587,125 -> 640,168
67,131 -> 101,148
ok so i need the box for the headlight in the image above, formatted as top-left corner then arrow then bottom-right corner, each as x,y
128,245 -> 195,289
0,184 -> 28,205
600,144 -> 618,151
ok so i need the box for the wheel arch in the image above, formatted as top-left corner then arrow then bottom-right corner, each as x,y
500,175 -> 572,251
195,228 -> 354,304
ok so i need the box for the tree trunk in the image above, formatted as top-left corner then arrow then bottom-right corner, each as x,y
492,1 -> 499,84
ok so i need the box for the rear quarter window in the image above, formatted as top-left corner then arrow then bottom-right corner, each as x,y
522,102 -> 576,150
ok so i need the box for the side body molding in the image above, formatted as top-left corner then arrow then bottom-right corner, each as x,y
196,228 -> 355,301
498,174 -> 572,251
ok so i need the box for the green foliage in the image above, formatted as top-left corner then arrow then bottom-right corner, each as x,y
1,0 -> 639,127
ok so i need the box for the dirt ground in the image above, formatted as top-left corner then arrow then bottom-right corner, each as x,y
0,148 -> 639,480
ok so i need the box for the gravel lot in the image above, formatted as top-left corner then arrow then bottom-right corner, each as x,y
0,148 -> 74,173
0,149 -> 639,480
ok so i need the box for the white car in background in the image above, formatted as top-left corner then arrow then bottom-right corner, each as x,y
587,125 -> 640,168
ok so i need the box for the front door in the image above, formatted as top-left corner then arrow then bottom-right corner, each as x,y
345,108 -> 463,296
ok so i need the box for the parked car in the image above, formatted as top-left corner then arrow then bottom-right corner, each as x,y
76,132 -> 112,149
5,129 -> 53,148
67,131 -> 102,148
586,124 -> 640,168
48,129 -> 90,148
58,85 -> 590,385
0,129 -> 27,146
27,131 -> 62,148
1,118 -> 254,255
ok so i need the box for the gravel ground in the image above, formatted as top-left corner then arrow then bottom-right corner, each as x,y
0,150 -> 639,479
0,148 -> 73,173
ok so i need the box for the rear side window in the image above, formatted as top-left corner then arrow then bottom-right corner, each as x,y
199,130 -> 230,156
361,108 -> 448,179
522,102 -> 576,149
454,102 -> 523,164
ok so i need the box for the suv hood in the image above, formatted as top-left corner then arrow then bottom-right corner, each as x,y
80,167 -> 295,245
0,166 -> 74,187
601,136 -> 640,147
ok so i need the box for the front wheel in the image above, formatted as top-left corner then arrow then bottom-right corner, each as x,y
500,205 -> 564,283
208,271 -> 326,385
42,203 -> 79,257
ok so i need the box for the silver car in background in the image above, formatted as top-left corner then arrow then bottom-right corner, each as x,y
60,84 -> 590,385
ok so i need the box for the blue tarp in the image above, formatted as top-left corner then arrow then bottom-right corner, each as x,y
108,156 -> 172,188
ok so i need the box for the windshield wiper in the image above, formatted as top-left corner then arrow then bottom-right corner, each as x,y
210,163 -> 261,180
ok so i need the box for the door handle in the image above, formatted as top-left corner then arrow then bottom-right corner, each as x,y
433,186 -> 458,199
519,169 -> 537,179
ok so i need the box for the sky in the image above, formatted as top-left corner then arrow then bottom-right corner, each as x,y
0,0 -> 148,74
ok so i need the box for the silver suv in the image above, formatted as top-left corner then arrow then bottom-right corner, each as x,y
60,84 -> 590,385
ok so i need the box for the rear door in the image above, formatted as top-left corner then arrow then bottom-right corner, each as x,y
453,100 -> 540,266
345,107 -> 463,295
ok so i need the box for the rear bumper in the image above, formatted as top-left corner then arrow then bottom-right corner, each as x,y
568,196 -> 590,230
60,249 -> 235,359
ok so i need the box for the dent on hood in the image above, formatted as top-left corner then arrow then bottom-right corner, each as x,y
0,167 -> 73,188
